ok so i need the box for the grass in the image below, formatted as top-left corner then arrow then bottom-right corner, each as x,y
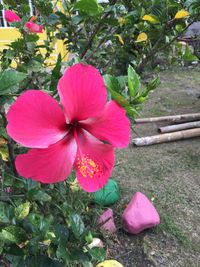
180,151 -> 200,170
112,67 -> 200,266
155,213 -> 190,247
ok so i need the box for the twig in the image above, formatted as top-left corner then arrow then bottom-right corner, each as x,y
80,0 -> 117,59
0,194 -> 25,199
85,27 -> 116,63
0,107 -> 18,177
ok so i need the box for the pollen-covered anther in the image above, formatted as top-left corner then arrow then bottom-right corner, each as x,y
77,155 -> 102,179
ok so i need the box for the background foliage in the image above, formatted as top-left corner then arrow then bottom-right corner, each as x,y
0,0 -> 200,266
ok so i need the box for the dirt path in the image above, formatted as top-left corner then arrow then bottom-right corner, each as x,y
110,68 -> 200,267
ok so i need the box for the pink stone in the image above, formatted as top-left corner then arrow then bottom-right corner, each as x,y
122,192 -> 160,234
97,208 -> 117,233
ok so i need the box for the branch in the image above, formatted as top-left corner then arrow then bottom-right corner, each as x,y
160,15 -> 200,52
0,107 -> 18,177
85,26 -> 116,63
137,14 -> 200,73
80,0 -> 117,59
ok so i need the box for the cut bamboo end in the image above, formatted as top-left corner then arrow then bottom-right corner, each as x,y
134,113 -> 200,124
158,121 -> 200,133
133,128 -> 200,146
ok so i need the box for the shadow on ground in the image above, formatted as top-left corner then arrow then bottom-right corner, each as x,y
109,67 -> 200,267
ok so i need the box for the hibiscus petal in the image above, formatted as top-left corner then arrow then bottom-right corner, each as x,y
81,101 -> 130,148
16,135 -> 77,183
7,90 -> 67,148
58,63 -> 107,122
25,22 -> 44,33
74,129 -> 114,192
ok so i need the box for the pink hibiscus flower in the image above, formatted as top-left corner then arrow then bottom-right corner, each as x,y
4,10 -> 43,34
4,10 -> 21,23
25,21 -> 43,33
6,63 -> 130,192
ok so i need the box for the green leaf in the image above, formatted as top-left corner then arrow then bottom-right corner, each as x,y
69,214 -> 85,239
0,240 -> 4,254
88,247 -> 105,261
15,202 -> 31,220
104,74 -> 129,106
184,46 -> 199,62
27,213 -> 44,231
56,241 -> 71,261
0,202 -> 13,223
128,65 -> 141,97
47,14 -> 60,25
74,0 -> 103,16
24,255 -> 63,267
125,106 -> 139,117
69,249 -> 90,262
141,76 -> 160,97
50,54 -> 62,91
103,74 -> 121,93
132,96 -> 148,104
54,224 -> 69,244
26,34 -> 40,42
0,226 -> 27,244
0,70 -> 27,95
27,188 -> 52,202
117,75 -> 128,89
26,60 -> 43,72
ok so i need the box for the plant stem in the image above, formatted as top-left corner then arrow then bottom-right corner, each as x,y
80,0 -> 117,59
0,107 -> 18,177
85,27 -> 116,63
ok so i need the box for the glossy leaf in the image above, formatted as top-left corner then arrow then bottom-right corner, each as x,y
74,0 -> 103,16
88,247 -> 105,261
0,70 -> 27,95
0,226 -> 27,244
15,202 -> 31,220
128,65 -> 140,96
27,188 -> 52,202
69,214 -> 85,239
103,74 -> 121,93
0,202 -> 13,224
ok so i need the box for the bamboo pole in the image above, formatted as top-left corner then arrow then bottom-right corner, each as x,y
133,128 -> 200,146
134,113 -> 200,124
158,121 -> 200,133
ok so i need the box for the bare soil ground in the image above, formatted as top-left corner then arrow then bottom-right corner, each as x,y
109,67 -> 200,267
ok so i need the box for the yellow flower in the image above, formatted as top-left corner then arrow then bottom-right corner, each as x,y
114,34 -> 124,45
135,32 -> 148,43
0,138 -> 8,162
96,260 -> 124,267
118,17 -> 126,26
175,9 -> 189,19
142,14 -> 159,24
0,138 -> 7,146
